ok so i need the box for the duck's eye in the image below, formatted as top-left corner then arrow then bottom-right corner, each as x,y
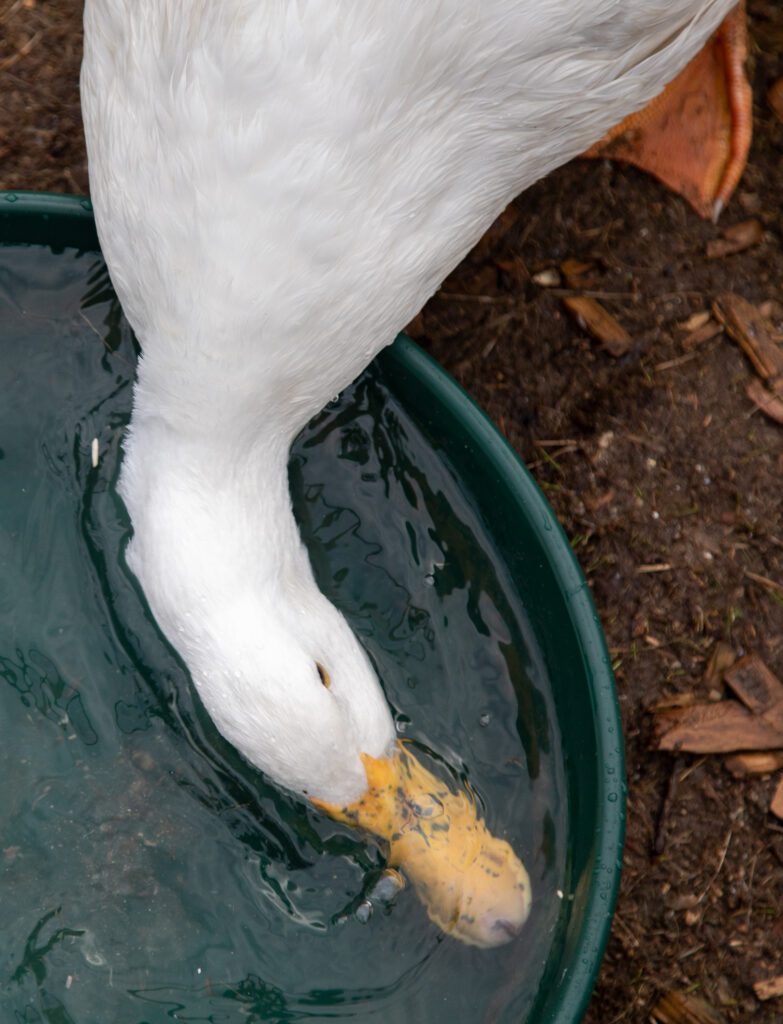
316,662 -> 331,688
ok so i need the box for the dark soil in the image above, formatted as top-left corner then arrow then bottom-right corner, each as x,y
2,3 -> 782,1021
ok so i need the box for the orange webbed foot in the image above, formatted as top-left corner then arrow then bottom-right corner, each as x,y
585,1 -> 751,221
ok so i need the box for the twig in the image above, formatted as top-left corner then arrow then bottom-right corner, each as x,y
654,352 -> 701,372
0,29 -> 42,72
696,829 -> 732,904
654,755 -> 684,854
744,569 -> 783,599
438,292 -> 513,304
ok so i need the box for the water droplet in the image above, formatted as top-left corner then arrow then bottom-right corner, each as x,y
355,900 -> 372,925
368,868 -> 405,906
5,193 -> 18,203
479,712 -> 491,727
423,573 -> 435,586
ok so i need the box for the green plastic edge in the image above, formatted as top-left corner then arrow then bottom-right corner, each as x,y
1,190 -> 625,1024
378,337 -> 626,1021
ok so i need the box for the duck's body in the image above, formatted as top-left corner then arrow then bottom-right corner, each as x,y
81,0 -> 736,945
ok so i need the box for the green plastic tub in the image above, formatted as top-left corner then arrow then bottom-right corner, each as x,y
0,192 -> 624,1023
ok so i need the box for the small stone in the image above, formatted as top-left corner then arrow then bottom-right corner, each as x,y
532,268 -> 561,287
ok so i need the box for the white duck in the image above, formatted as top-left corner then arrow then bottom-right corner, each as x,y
81,0 -> 740,948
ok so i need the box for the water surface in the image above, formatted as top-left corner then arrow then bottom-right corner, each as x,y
0,245 -> 567,1023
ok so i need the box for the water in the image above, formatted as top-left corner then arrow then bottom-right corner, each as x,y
0,246 -> 567,1024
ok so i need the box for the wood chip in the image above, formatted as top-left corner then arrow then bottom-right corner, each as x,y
653,692 -> 698,711
562,295 -> 631,356
758,298 -> 783,326
706,219 -> 763,259
724,654 -> 783,715
746,377 -> 783,425
772,777 -> 783,821
713,294 -> 783,390
560,258 -> 596,289
754,974 -> 783,1001
724,751 -> 783,777
655,701 -> 783,754
682,319 -> 723,350
744,569 -> 783,599
651,989 -> 726,1024
679,311 -> 711,333
768,77 -> 783,123
703,641 -> 736,688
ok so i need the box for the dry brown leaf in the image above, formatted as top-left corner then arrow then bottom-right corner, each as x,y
561,295 -> 631,356
706,219 -> 763,259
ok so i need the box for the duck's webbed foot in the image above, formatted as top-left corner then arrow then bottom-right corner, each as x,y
584,1 -> 751,221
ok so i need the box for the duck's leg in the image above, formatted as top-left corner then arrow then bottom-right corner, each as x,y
584,1 -> 751,221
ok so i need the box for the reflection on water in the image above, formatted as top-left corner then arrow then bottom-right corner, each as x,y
0,246 -> 566,1023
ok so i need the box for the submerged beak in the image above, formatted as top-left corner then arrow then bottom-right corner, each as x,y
313,741 -> 531,947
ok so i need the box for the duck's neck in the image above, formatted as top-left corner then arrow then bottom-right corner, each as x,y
119,391 -> 396,803
120,399 -> 306,611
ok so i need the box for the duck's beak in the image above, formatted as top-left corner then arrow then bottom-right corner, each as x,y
313,741 -> 531,947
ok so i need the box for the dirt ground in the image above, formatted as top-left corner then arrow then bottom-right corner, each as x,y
2,3 -> 782,1021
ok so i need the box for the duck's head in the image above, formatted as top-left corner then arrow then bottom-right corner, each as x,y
119,414 -> 530,947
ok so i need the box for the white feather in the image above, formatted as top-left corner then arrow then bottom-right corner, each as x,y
81,0 -> 735,803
